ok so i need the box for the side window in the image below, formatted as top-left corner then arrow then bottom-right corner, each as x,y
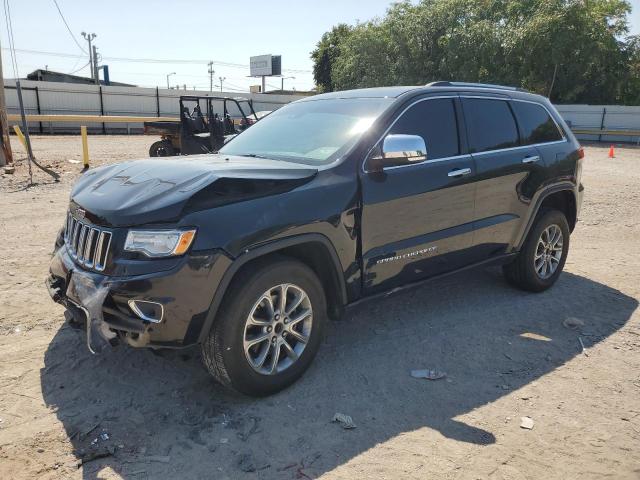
512,101 -> 563,144
389,98 -> 459,160
462,98 -> 519,153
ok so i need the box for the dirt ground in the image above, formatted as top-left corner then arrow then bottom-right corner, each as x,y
0,135 -> 639,480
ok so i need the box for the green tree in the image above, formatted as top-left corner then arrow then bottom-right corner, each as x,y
312,0 -> 638,104
310,24 -> 353,92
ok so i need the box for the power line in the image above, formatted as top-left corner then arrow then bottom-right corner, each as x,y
51,0 -> 87,54
69,59 -> 91,74
1,47 -> 313,73
3,0 -> 20,78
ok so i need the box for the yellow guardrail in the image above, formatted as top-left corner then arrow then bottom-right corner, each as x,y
7,114 -> 178,123
572,129 -> 640,137
12,125 -> 27,149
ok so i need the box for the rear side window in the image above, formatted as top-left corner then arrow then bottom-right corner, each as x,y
512,101 -> 563,144
389,98 -> 459,160
462,98 -> 519,153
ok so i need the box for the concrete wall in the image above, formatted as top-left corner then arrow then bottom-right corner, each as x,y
4,80 -> 307,134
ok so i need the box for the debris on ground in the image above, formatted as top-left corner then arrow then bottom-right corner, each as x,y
236,453 -> 270,473
237,416 -> 261,441
77,449 -> 113,467
579,337 -> 589,356
520,416 -> 535,430
410,369 -> 447,380
3,165 -> 15,174
563,317 -> 585,329
332,413 -> 356,429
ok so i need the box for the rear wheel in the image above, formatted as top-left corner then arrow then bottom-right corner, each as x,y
503,209 -> 570,292
201,257 -> 326,396
149,140 -> 175,157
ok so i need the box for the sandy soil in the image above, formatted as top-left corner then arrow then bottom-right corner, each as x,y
0,136 -> 639,480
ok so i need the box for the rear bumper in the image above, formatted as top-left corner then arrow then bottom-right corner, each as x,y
47,244 -> 232,349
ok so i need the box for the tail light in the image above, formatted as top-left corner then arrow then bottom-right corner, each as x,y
577,146 -> 585,159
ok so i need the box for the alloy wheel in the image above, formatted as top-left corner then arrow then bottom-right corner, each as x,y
534,224 -> 563,279
242,283 -> 313,375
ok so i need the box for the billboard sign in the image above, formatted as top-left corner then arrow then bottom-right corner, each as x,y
250,54 -> 282,77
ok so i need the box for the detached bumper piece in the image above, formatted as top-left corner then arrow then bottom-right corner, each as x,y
47,245 -> 229,351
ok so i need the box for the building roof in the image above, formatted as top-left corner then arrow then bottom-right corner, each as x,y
25,69 -> 135,87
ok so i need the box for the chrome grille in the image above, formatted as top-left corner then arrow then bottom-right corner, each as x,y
64,212 -> 112,272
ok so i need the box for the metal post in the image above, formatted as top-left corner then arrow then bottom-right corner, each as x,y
92,45 -> 100,85
208,61 -> 214,92
599,107 -> 607,143
81,32 -> 96,80
15,80 -> 34,179
166,72 -> 176,90
261,75 -> 265,93
156,87 -> 160,117
98,86 -> 106,134
35,86 -> 43,133
15,81 -> 34,158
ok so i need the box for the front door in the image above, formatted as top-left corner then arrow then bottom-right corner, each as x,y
359,96 -> 477,294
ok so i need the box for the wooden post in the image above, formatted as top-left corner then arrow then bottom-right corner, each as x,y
0,48 -> 13,167
81,126 -> 89,169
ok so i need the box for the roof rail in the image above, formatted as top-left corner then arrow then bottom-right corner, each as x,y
426,81 -> 524,92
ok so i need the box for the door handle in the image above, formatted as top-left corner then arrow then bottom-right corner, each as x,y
522,155 -> 540,164
448,168 -> 471,177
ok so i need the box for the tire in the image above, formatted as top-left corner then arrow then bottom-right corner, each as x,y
503,209 -> 570,292
148,140 -> 175,157
201,257 -> 326,396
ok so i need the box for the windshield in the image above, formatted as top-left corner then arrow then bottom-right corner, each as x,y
219,98 -> 393,165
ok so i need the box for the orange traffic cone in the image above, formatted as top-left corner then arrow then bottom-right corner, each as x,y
608,145 -> 615,158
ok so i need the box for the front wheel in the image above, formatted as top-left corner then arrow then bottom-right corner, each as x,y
201,257 -> 326,396
503,209 -> 570,292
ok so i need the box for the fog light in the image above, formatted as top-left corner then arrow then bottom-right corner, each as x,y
128,300 -> 164,323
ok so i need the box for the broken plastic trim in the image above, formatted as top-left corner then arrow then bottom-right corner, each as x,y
66,271 -> 115,354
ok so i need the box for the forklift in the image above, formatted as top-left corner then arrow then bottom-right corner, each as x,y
143,96 -> 260,156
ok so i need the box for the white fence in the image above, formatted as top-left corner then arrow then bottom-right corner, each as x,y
554,105 -> 640,143
4,80 -> 306,134
5,80 -> 640,142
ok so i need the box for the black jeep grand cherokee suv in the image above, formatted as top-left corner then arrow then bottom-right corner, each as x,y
47,82 -> 584,396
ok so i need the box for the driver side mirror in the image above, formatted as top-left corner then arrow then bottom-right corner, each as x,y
367,134 -> 427,173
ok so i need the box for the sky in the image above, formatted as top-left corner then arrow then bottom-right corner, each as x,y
2,0 -> 640,93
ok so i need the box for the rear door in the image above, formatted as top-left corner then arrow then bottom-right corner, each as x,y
359,96 -> 477,294
461,97 -> 543,259
510,99 -> 567,166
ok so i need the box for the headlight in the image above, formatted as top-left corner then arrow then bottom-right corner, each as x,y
124,229 -> 196,258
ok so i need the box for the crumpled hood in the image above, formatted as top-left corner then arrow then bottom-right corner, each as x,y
71,154 -> 317,227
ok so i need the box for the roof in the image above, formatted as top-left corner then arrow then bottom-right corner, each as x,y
299,82 -> 546,103
25,69 -> 136,87
299,86 -> 422,101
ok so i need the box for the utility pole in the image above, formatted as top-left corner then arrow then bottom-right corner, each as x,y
81,32 -> 96,79
0,47 -> 13,167
208,61 -> 214,92
219,76 -> 225,93
166,72 -> 176,90
281,76 -> 295,91
92,45 -> 100,84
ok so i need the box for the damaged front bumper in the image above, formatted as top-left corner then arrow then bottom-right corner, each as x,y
47,244 -> 231,352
